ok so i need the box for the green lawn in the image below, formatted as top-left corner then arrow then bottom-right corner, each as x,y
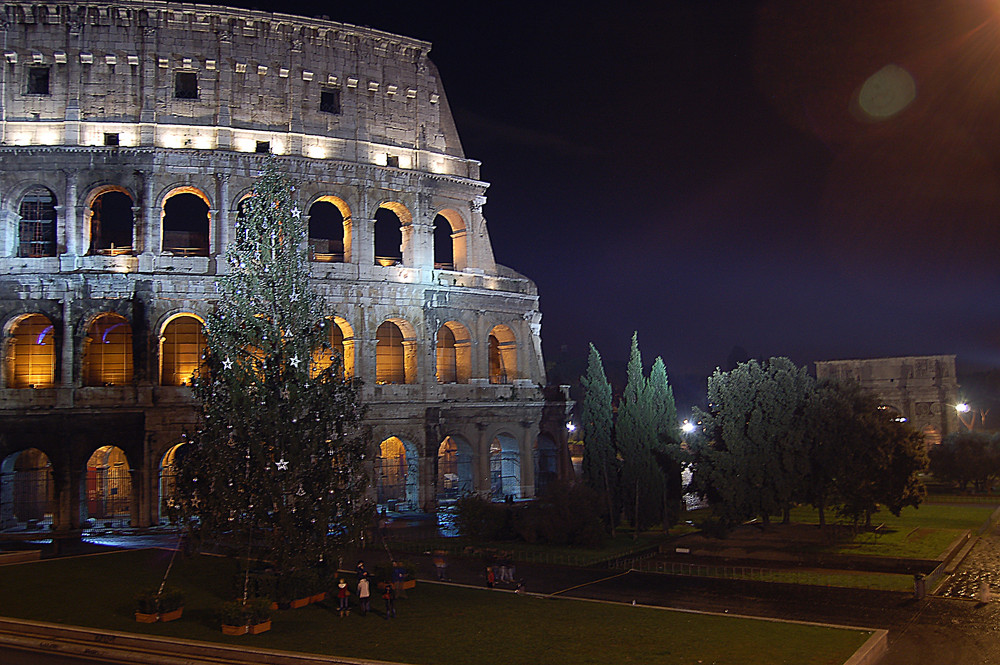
782,502 -> 999,559
0,549 -> 871,665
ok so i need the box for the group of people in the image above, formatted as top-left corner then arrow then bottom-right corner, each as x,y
335,560 -> 403,619
485,552 -> 519,590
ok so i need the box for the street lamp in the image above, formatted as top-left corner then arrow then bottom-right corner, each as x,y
955,402 -> 988,432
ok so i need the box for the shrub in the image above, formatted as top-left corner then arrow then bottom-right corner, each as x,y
454,494 -> 517,541
134,586 -> 185,614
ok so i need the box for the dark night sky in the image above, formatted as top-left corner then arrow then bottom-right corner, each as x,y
242,0 -> 1000,408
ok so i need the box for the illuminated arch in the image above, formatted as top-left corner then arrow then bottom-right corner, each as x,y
162,186 -> 211,256
312,315 -> 356,379
158,443 -> 185,524
17,186 -> 58,258
490,433 -> 521,500
83,313 -> 133,386
922,425 -> 942,447
434,208 -> 468,271
436,321 -> 471,384
376,318 -> 417,384
85,186 -> 135,256
488,324 -> 517,384
0,448 -> 55,530
159,314 -> 206,386
374,202 -> 412,266
377,436 -> 418,511
437,435 -> 473,501
84,445 -> 132,528
308,195 -> 352,263
4,313 -> 57,389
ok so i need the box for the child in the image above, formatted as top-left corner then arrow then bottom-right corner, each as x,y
337,579 -> 350,617
382,581 -> 396,618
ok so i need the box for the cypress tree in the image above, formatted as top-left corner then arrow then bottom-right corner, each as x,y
580,343 -> 618,534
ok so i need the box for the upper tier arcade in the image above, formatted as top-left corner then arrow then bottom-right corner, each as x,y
0,1 -> 472,177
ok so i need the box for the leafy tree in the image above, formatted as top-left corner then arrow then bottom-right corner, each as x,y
647,356 -> 683,528
579,343 -> 618,533
692,358 -> 813,526
616,333 -> 664,532
835,394 -> 928,527
929,431 -> 1000,493
173,161 -> 370,580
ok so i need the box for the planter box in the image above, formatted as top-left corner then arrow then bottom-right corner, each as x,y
248,620 -> 272,634
289,597 -> 310,609
159,607 -> 183,622
222,624 -> 248,636
402,580 -> 416,590
269,601 -> 279,611
311,592 -> 326,603
134,612 -> 158,623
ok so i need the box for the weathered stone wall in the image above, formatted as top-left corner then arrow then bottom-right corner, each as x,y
0,2 -> 572,532
815,355 -> 960,444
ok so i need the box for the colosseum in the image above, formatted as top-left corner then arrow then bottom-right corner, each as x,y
0,1 -> 571,536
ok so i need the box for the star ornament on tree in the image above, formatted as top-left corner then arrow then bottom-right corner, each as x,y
290,206 -> 301,219
276,458 -> 289,471
222,357 -> 233,370
290,355 -> 301,368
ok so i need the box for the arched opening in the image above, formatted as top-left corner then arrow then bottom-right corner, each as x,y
18,186 -> 58,257
376,320 -> 417,384
308,198 -> 349,262
0,448 -> 55,530
6,313 -> 57,389
160,315 -> 206,386
88,190 -> 134,255
490,434 -> 521,500
534,433 -> 559,495
162,190 -> 210,256
922,425 -> 942,447
312,316 -> 355,379
84,446 -> 132,528
83,313 -> 133,386
437,436 -> 473,503
433,214 -> 453,269
377,436 -> 418,512
374,205 -> 405,266
436,321 -> 471,384
488,325 -> 517,384
434,209 -> 467,270
159,443 -> 184,524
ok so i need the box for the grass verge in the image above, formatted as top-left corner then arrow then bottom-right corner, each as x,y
0,549 -> 870,665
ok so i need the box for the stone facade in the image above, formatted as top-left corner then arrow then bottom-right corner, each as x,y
814,355 -> 960,445
0,1 -> 571,532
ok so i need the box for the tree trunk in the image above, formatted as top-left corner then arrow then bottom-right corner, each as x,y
602,462 -> 616,537
633,479 -> 640,541
818,502 -> 826,528
782,506 -> 790,524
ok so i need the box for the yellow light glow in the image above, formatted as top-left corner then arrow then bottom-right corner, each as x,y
39,131 -> 59,145
234,137 -> 257,153
193,134 -> 214,149
271,140 -> 285,155
306,145 -> 327,159
161,134 -> 181,149
398,155 -> 412,169
374,152 -> 388,166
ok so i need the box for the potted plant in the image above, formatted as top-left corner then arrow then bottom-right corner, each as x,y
157,587 -> 185,622
219,600 -> 250,636
134,586 -> 185,623
134,589 -> 160,623
246,598 -> 273,634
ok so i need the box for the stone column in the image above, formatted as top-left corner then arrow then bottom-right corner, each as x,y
61,170 -> 79,260
61,293 -> 74,388
216,172 -> 230,259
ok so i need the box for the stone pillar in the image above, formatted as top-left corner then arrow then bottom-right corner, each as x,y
216,172 -> 230,258
520,420 -> 537,500
357,218 -> 376,267
61,293 -> 74,388
476,423 -> 490,497
141,171 -> 157,257
61,171 -> 79,258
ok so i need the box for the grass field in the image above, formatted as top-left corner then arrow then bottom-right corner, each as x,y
0,549 -> 871,665
782,501 -> 999,559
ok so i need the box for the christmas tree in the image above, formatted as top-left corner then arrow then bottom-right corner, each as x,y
173,160 -> 370,580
